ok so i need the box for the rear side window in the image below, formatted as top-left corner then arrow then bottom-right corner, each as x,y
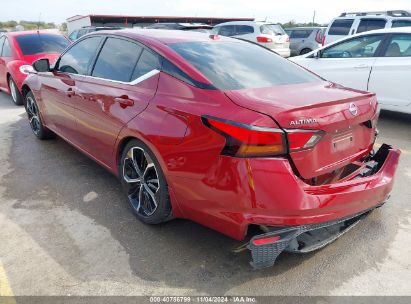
236,25 -> 254,35
383,34 -> 411,57
169,41 -> 319,90
2,38 -> 12,57
328,19 -> 354,35
290,29 -> 313,39
391,20 -> 411,28
260,24 -> 286,35
131,50 -> 161,80
92,38 -> 143,82
58,36 -> 102,75
218,25 -> 236,37
357,19 -> 386,33
77,29 -> 88,39
15,34 -> 69,55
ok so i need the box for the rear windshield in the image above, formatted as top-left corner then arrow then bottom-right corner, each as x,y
260,24 -> 286,35
15,34 -> 69,55
169,41 -> 319,90
328,19 -> 354,35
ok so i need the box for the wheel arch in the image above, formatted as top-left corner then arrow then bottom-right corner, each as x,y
21,84 -> 32,98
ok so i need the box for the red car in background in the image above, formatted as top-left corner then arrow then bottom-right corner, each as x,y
0,30 -> 69,105
22,30 -> 400,268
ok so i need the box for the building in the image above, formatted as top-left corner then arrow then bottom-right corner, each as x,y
66,14 -> 254,34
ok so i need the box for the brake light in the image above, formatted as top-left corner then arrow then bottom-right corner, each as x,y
202,116 -> 286,157
315,30 -> 322,44
287,130 -> 324,152
322,35 -> 326,46
202,116 -> 324,157
256,36 -> 273,43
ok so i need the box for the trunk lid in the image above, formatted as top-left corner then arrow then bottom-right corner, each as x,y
225,81 -> 378,179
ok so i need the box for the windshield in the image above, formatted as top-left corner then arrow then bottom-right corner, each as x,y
169,41 -> 319,90
15,34 -> 69,55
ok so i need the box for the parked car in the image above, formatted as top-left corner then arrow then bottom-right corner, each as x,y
0,30 -> 70,105
22,29 -> 400,268
323,10 -> 411,45
212,21 -> 291,57
285,27 -> 325,56
68,26 -> 123,41
291,27 -> 411,114
146,23 -> 212,33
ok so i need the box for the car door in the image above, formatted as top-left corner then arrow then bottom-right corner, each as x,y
72,37 -> 161,168
38,36 -> 103,141
305,34 -> 385,91
289,29 -> 312,55
0,36 -> 6,90
368,33 -> 411,110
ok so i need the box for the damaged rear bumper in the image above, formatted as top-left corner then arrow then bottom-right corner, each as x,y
247,143 -> 400,269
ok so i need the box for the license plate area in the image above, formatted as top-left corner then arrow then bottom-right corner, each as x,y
332,133 -> 354,151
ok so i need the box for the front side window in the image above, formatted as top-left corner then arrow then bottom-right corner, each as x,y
383,34 -> 411,57
69,31 -> 78,41
169,41 -> 319,90
58,36 -> 102,75
321,34 -> 384,58
92,38 -> 143,82
391,20 -> 411,28
15,34 -> 69,55
236,25 -> 254,35
328,19 -> 354,35
2,38 -> 12,57
131,50 -> 161,80
357,19 -> 386,33
0,36 -> 5,56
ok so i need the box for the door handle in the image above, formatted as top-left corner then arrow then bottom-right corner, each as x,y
114,97 -> 134,107
354,64 -> 369,69
66,88 -> 75,97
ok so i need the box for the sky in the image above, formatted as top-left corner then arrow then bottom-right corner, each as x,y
0,0 -> 410,24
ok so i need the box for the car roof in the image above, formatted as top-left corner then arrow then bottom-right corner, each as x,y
6,30 -> 63,37
91,28 -> 234,44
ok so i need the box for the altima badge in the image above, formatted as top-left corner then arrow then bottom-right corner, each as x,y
349,103 -> 358,116
290,118 -> 317,126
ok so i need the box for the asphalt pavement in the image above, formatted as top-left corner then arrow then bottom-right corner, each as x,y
0,91 -> 410,296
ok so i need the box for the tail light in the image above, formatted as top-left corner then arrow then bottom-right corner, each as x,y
286,130 -> 324,152
322,35 -> 326,46
202,116 -> 324,157
286,36 -> 290,42
256,36 -> 273,43
315,30 -> 322,44
202,116 -> 286,157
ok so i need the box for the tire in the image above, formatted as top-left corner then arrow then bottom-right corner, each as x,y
24,91 -> 55,140
119,139 -> 172,224
299,48 -> 312,55
9,77 -> 23,106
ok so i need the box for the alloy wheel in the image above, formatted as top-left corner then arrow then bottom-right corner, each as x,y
26,95 -> 41,136
9,79 -> 17,103
123,146 -> 160,217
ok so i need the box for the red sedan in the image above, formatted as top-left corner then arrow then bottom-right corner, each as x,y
22,30 -> 400,268
0,30 -> 69,105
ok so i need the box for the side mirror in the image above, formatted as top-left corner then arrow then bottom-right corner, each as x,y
32,58 -> 51,72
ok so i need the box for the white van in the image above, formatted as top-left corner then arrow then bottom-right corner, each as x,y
323,10 -> 411,45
